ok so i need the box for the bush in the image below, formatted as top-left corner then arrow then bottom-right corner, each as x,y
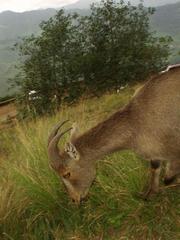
11,0 -> 172,116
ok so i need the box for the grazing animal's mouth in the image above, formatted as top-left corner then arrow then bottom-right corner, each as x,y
80,195 -> 89,204
71,186 -> 94,205
70,194 -> 88,205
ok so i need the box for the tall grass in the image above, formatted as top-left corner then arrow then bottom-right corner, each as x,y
0,88 -> 179,240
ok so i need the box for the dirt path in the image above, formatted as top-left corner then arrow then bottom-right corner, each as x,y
0,103 -> 17,129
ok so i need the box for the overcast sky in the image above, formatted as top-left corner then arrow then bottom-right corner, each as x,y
0,0 -> 179,12
0,0 -> 77,12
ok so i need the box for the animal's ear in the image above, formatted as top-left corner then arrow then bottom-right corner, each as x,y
65,142 -> 80,161
70,122 -> 79,142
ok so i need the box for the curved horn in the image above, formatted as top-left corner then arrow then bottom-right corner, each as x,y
70,122 -> 79,142
48,127 -> 72,170
48,120 -> 69,146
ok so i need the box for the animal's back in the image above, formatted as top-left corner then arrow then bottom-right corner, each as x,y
131,67 -> 180,160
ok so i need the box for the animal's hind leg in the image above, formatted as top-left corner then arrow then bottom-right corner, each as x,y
141,160 -> 161,200
164,160 -> 180,185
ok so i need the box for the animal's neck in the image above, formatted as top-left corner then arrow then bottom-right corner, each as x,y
74,106 -> 133,161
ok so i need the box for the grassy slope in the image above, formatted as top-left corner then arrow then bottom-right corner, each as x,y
0,86 -> 179,240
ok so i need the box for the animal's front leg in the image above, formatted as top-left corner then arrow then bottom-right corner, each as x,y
141,160 -> 161,200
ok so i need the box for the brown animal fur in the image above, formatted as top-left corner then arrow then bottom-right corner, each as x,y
48,65 -> 180,204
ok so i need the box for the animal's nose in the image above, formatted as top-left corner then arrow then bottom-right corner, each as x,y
80,195 -> 89,204
71,197 -> 80,205
71,197 -> 86,205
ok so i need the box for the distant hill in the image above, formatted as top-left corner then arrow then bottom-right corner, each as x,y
0,1 -> 180,97
0,9 -> 57,97
0,9 -> 57,40
129,0 -> 180,6
151,2 -> 180,36
66,0 -> 97,9
150,2 -> 180,63
66,0 -> 180,8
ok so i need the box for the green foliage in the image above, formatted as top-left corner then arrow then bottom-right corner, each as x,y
11,0 -> 172,116
79,0 -> 171,93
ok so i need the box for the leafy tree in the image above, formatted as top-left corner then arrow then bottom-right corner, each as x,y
11,1 -> 172,116
79,0 -> 172,93
12,10 -> 84,115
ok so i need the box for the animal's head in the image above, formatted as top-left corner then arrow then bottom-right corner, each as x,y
47,121 -> 96,205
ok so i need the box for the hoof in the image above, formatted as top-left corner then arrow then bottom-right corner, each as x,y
137,189 -> 159,201
164,176 -> 176,186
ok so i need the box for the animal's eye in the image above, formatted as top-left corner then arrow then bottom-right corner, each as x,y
63,172 -> 71,179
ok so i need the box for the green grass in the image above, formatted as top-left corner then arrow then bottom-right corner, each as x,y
0,87 -> 179,240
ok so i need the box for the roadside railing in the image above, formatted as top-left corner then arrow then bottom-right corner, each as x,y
0,98 -> 16,107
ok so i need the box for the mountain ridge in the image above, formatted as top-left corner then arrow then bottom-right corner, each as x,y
65,0 -> 180,8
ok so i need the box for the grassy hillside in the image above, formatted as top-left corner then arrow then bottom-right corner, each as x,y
0,86 -> 179,240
